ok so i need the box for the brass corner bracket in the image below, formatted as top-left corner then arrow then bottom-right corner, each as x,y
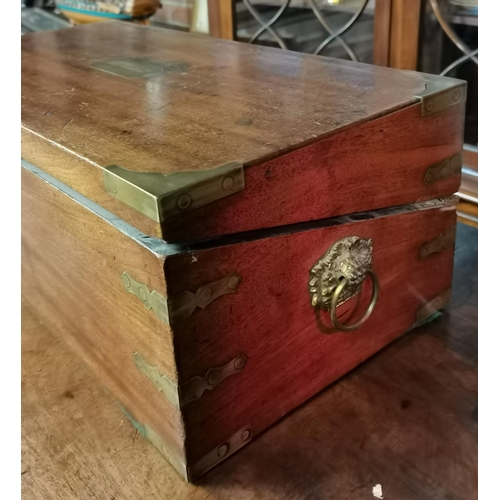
413,75 -> 467,116
103,162 -> 244,223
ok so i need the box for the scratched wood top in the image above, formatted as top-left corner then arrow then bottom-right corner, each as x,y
21,223 -> 477,500
21,22 -> 438,175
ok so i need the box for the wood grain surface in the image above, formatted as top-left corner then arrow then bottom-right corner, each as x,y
21,223 -> 478,500
21,22 -> 465,241
21,166 -> 188,476
389,0 -> 422,70
21,22 -> 437,175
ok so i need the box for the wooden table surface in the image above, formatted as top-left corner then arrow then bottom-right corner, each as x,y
21,223 -> 478,500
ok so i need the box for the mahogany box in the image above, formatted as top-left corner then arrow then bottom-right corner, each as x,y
21,22 -> 465,481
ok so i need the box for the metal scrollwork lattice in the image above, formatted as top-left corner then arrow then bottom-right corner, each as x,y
429,0 -> 478,76
241,0 -> 369,61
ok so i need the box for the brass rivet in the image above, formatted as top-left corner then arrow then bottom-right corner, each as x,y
425,100 -> 434,112
201,288 -> 212,301
121,274 -> 131,288
208,371 -> 221,385
217,444 -> 228,457
222,177 -> 234,190
138,287 -> 148,301
108,178 -> 118,194
228,276 -> 240,289
234,356 -> 246,370
453,89 -> 461,101
178,194 -> 192,210
241,430 -> 251,441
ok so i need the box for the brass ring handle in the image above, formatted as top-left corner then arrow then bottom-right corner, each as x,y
330,269 -> 380,332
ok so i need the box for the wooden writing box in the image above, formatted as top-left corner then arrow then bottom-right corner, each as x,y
21,22 -> 465,481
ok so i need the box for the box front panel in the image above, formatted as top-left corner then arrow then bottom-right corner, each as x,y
165,204 -> 457,474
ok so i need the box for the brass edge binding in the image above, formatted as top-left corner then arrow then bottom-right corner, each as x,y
415,288 -> 452,325
419,226 -> 457,261
121,272 -> 170,324
133,353 -> 180,409
168,271 -> 242,324
103,162 -> 245,223
413,74 -> 467,116
181,354 -> 248,407
423,154 -> 462,186
188,427 -> 253,480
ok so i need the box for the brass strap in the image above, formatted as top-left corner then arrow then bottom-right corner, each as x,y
181,354 -> 248,407
121,272 -> 169,324
419,226 -> 456,261
168,271 -> 241,324
133,353 -> 180,409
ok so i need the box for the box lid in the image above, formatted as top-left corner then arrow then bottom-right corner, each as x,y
21,22 -> 465,242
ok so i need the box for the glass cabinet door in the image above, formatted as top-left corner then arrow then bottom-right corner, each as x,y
232,0 -> 378,63
418,0 -> 478,214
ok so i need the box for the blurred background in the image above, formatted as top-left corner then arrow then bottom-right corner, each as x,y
21,0 -> 478,226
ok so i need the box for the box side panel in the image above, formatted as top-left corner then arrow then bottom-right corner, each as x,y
165,204 -> 457,476
163,101 -> 464,241
21,166 -> 187,477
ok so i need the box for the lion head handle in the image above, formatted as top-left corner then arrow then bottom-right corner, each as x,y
309,236 -> 373,310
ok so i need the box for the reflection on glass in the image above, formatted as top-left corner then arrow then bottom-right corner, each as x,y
235,0 -> 376,64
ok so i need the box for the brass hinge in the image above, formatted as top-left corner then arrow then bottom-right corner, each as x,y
419,226 -> 456,261
415,288 -> 452,325
181,354 -> 248,407
423,154 -> 462,187
168,271 -> 241,324
103,162 -> 244,223
413,75 -> 467,116
133,352 -> 180,409
188,427 -> 252,480
121,272 -> 169,324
